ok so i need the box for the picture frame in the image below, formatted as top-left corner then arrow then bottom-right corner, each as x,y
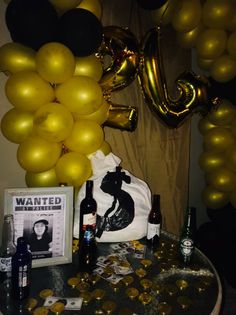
4,186 -> 74,268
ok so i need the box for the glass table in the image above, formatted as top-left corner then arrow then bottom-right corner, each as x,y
0,231 -> 222,315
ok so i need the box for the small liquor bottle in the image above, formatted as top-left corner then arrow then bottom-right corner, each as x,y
0,214 -> 16,283
79,180 -> 97,243
11,237 -> 32,300
146,194 -> 162,250
78,226 -> 97,272
179,206 -> 197,266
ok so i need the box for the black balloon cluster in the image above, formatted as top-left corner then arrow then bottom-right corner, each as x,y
5,0 -> 103,56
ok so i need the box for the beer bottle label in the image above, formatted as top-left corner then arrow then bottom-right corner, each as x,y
0,257 -> 12,272
180,238 -> 194,256
147,223 -> 161,240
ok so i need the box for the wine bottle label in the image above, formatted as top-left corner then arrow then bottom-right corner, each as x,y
83,213 -> 96,227
147,223 -> 161,240
0,257 -> 12,272
18,265 -> 29,287
180,238 -> 194,256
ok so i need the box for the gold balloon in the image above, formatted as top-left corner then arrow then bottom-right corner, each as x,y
17,135 -> 62,172
139,27 -> 212,128
5,71 -> 55,111
99,141 -> 112,156
198,116 -> 217,135
55,76 -> 103,115
104,102 -> 138,132
196,29 -> 227,60
0,42 -> 36,75
34,102 -> 74,142
231,117 -> 236,139
208,99 -> 236,126
78,0 -> 102,20
73,99 -> 109,125
36,42 -> 75,84
25,168 -> 59,187
203,0 -> 234,29
171,0 -> 202,33
226,4 -> 236,31
206,166 -> 236,192
177,23 -> 205,49
210,54 -> 236,83
197,57 -> 214,71
64,120 -> 104,155
49,0 -> 81,11
55,152 -> 91,187
224,144 -> 236,172
203,127 -> 235,153
202,185 -> 229,209
98,26 -> 139,93
227,30 -> 236,59
229,189 -> 236,208
1,109 -> 34,143
74,55 -> 103,81
151,0 -> 178,26
199,151 -> 225,173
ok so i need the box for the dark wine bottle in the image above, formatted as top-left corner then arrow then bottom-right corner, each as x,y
179,206 -> 197,266
78,226 -> 97,272
79,180 -> 97,243
146,194 -> 162,250
11,237 -> 32,300
0,214 -> 16,283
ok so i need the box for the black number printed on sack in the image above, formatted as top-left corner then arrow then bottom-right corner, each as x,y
96,166 -> 135,238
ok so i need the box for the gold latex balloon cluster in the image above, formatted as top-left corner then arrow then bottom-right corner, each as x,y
0,41 -> 114,188
151,0 -> 236,83
198,99 -> 236,209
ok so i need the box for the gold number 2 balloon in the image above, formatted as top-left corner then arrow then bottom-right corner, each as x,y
98,25 -> 140,93
138,26 -> 216,128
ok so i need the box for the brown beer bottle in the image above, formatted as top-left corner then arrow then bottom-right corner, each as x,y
146,194 -> 162,250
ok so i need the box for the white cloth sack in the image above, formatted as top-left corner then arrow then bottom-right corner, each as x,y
73,151 -> 152,242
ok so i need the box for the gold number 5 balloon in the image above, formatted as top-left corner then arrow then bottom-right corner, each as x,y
138,26 -> 216,128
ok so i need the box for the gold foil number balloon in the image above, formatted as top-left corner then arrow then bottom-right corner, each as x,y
98,26 -> 139,93
139,27 -> 212,128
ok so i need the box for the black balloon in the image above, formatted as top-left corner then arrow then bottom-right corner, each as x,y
5,0 -> 58,51
208,77 -> 236,105
136,0 -> 168,10
56,8 -> 103,57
